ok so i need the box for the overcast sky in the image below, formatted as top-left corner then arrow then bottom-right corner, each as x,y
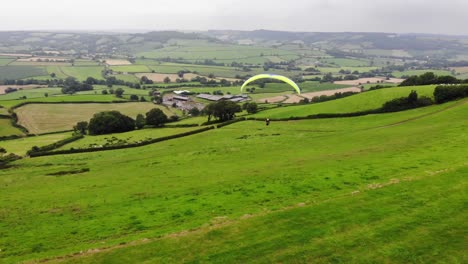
1,0 -> 467,35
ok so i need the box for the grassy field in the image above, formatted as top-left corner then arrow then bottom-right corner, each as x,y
0,94 -> 126,109
0,118 -> 24,137
60,66 -> 105,80
392,69 -> 453,78
46,66 -> 69,79
0,100 -> 466,263
110,65 -> 151,73
253,85 -> 436,118
0,87 -> 63,101
57,127 -> 202,150
136,42 -> 300,65
113,74 -> 139,83
60,166 -> 467,264
320,58 -> 370,67
0,65 -> 47,79
76,85 -> 150,96
14,102 -> 172,134
316,66 -> 380,74
0,58 -> 14,66
252,81 -> 351,94
0,132 -> 71,155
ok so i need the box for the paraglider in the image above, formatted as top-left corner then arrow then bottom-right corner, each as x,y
240,74 -> 301,94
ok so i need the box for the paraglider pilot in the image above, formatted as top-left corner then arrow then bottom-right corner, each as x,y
266,118 -> 270,126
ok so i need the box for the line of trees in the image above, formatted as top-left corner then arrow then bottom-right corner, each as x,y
399,72 -> 468,87
76,108 -> 172,135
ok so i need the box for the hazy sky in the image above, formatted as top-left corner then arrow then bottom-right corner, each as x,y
1,0 -> 467,35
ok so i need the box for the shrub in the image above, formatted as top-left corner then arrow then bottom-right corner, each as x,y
434,85 -> 468,104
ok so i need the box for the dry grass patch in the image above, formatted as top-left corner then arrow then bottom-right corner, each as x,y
0,53 -> 32,57
283,94 -> 305,104
0,85 -> 47,95
15,103 -> 172,134
450,67 -> 468,74
256,95 -> 287,103
105,59 -> 132,66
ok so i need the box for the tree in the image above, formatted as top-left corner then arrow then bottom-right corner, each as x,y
164,77 -> 171,83
408,90 -> 418,104
130,94 -> 139,101
115,88 -> 124,98
242,102 -> 258,114
44,93 -> 48,97
50,73 -> 56,78
203,100 -> 242,122
74,121 -> 88,134
246,102 -> 258,113
146,108 -> 168,127
101,89 -> 108,95
135,114 -> 146,129
88,111 -> 135,135
188,107 -> 200,116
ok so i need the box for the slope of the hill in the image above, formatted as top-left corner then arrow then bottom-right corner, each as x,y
253,85 -> 436,119
0,99 -> 466,263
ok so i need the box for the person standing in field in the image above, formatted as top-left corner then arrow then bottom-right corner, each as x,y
266,118 -> 270,126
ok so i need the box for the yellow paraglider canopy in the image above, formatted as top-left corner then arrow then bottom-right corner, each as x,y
241,74 -> 301,94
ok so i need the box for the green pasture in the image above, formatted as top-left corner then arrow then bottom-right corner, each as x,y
77,85 -> 150,96
0,132 -> 72,155
0,66 -> 47,79
0,87 -> 63,101
0,95 -> 126,109
392,69 -> 453,78
253,85 -> 436,118
60,66 -> 105,80
110,65 -> 151,73
0,58 -> 14,66
62,166 -> 467,264
316,66 -> 380,74
113,74 -> 139,83
14,102 -> 171,134
320,58 -> 370,67
0,100 -> 466,263
0,118 -> 23,137
58,127 -> 201,150
250,81 -> 351,94
136,42 -> 300,64
46,66 -> 69,79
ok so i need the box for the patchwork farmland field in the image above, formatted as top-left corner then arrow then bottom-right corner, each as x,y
0,65 -> 47,79
14,102 -> 172,134
57,126 -> 202,150
0,118 -> 24,137
0,132 -> 71,155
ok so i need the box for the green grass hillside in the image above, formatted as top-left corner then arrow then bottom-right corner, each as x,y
0,99 -> 466,263
0,118 -> 24,137
253,85 -> 436,118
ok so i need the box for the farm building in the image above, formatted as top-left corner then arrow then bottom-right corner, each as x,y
197,94 -> 249,102
173,96 -> 189,101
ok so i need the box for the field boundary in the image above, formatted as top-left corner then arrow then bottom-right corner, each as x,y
29,126 -> 215,157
